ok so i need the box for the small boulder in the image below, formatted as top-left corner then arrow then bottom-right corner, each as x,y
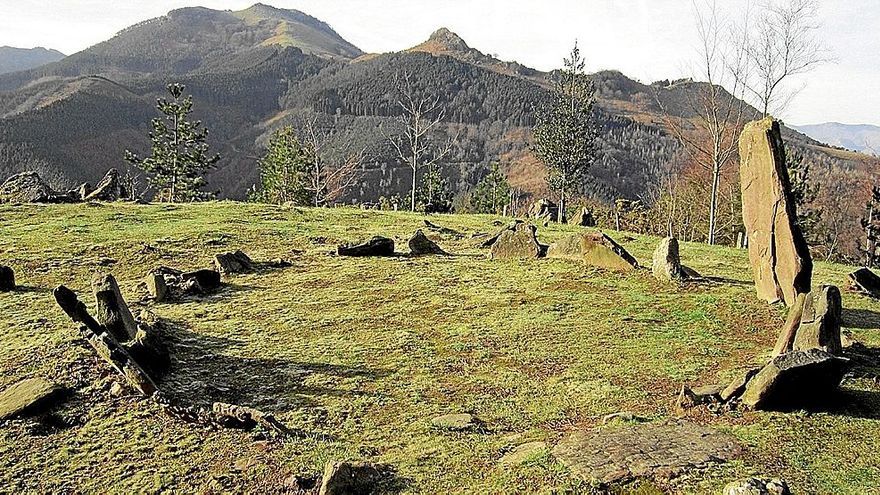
214,250 -> 255,275
0,378 -> 66,420
720,368 -> 761,402
0,171 -> 53,203
568,206 -> 596,227
498,441 -> 548,466
481,220 -> 523,248
0,265 -> 15,291
431,413 -> 479,431
546,232 -> 638,271
337,236 -> 395,257
145,272 -> 168,302
652,237 -> 685,281
793,285 -> 842,354
408,230 -> 447,256
84,168 -> 127,202
319,460 -> 391,495
489,223 -> 544,260
740,349 -> 848,410
849,267 -> 880,299
723,477 -> 791,495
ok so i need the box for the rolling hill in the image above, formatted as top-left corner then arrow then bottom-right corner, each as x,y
793,122 -> 880,156
0,46 -> 65,75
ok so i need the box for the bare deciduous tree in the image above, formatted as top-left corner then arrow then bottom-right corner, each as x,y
300,116 -> 364,207
384,71 -> 454,212
659,0 -> 751,245
742,0 -> 830,117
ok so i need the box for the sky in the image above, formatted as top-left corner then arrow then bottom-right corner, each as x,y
2,0 -> 879,126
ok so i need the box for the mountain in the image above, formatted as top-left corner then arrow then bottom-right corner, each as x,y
792,122 -> 880,156
0,46 -> 65,75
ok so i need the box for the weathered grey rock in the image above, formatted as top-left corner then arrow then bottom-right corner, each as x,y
337,236 -> 395,257
490,223 -> 543,260
740,349 -> 848,410
0,171 -> 53,203
214,250 -> 255,275
0,265 -> 15,291
723,477 -> 791,495
547,232 -> 638,271
0,378 -> 66,420
481,220 -> 523,248
145,272 -> 168,302
793,285 -> 842,354
408,230 -> 447,256
849,267 -> 880,299
92,273 -> 138,341
499,441 -> 547,466
720,368 -> 761,402
652,237 -> 686,281
84,168 -> 127,202
553,420 -> 741,485
569,206 -> 596,227
431,413 -> 478,431
739,118 -> 812,306
319,460 -> 390,495
529,198 -> 558,222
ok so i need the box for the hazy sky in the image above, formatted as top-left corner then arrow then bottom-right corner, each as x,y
2,0 -> 879,125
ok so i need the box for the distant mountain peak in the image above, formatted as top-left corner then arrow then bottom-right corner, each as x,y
426,27 -> 471,52
0,46 -> 66,75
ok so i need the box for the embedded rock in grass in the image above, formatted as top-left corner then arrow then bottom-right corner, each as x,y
569,206 -> 596,227
319,460 -> 392,495
431,413 -> 479,431
793,285 -> 842,354
546,232 -> 638,271
499,441 -> 547,466
0,171 -> 53,203
182,269 -> 222,292
553,420 -> 741,485
849,267 -> 880,299
0,378 -> 66,420
0,265 -> 15,291
720,368 -> 761,402
408,229 -> 447,256
723,477 -> 791,495
481,220 -> 523,248
214,250 -> 256,275
739,118 -> 812,306
740,349 -> 848,410
489,223 -> 544,260
92,272 -> 139,341
84,168 -> 127,202
337,236 -> 395,257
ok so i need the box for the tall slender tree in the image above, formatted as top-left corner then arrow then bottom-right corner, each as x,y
125,83 -> 220,202
253,125 -> 314,205
470,162 -> 511,215
533,41 -> 599,223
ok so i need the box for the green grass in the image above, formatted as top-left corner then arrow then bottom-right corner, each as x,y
0,201 -> 878,493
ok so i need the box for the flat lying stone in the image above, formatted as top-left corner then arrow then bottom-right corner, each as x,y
431,413 -> 478,431
499,441 -> 547,466
547,232 -> 638,271
0,378 -> 66,420
553,420 -> 741,485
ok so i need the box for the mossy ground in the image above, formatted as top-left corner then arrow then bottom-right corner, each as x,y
0,202 -> 878,494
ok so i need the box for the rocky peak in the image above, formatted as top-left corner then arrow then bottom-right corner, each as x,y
425,27 -> 471,53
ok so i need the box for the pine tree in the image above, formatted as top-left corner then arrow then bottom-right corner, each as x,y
125,83 -> 220,202
470,162 -> 511,215
417,162 -> 453,213
533,41 -> 599,223
253,125 -> 315,205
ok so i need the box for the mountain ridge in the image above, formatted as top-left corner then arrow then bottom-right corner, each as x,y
0,46 -> 66,75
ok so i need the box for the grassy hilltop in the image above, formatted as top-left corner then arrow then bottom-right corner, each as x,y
0,202 -> 879,494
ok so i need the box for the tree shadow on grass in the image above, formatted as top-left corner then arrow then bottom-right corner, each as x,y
153,317 -> 389,416
842,308 -> 880,330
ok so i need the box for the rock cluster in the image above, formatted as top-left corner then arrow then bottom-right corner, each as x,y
738,118 -> 812,306
0,169 -> 129,204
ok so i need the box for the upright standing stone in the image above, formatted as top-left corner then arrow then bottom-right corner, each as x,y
793,285 -> 842,354
84,168 -> 127,202
92,273 -> 139,342
652,237 -> 685,281
739,118 -> 812,306
0,265 -> 15,291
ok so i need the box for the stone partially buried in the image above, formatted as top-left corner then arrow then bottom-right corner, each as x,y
738,118 -> 812,306
740,348 -> 848,410
793,285 -> 842,354
0,378 -> 66,420
337,236 -> 395,257
547,232 -> 638,271
489,223 -> 544,260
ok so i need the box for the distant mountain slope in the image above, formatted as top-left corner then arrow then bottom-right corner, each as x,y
792,122 -> 880,155
0,46 -> 65,75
